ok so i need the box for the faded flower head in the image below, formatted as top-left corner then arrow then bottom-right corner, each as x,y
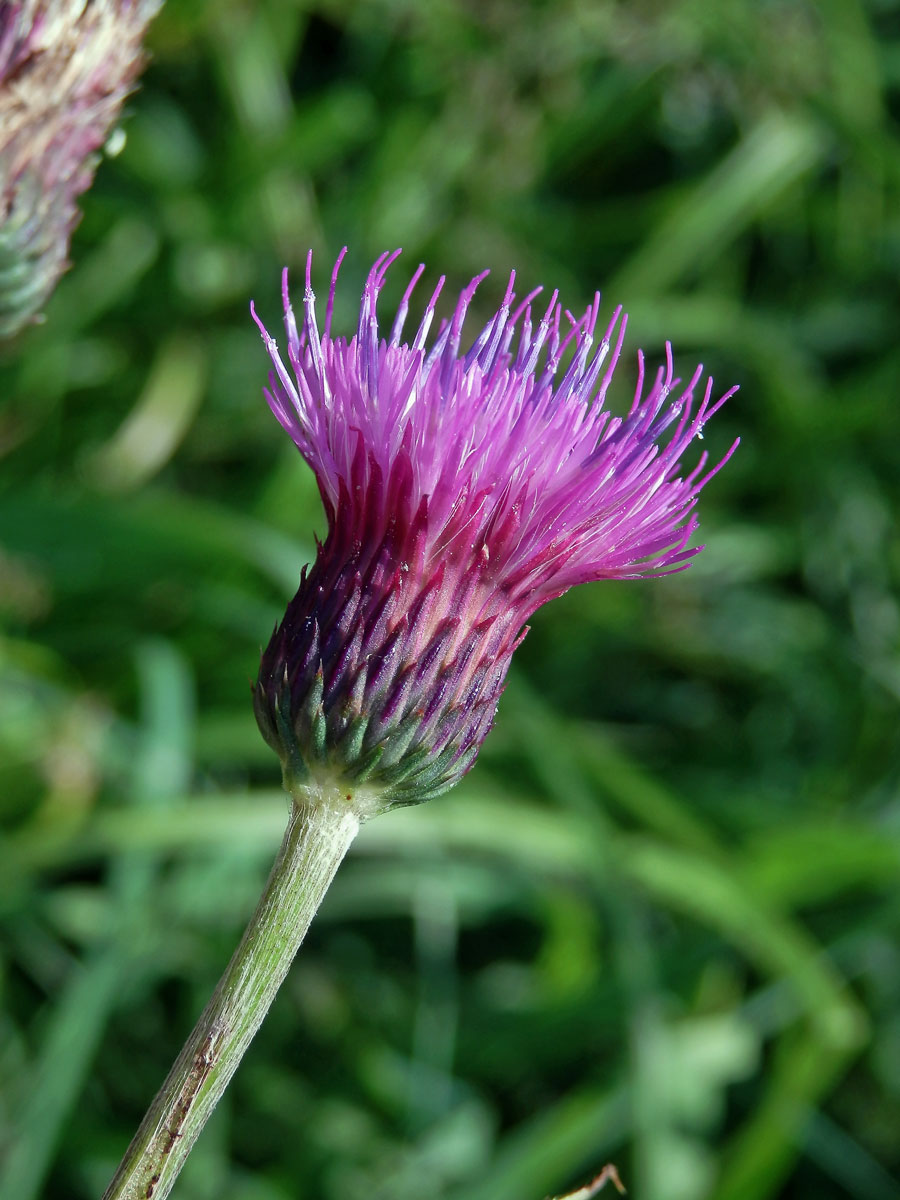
252,249 -> 738,814
0,0 -> 159,337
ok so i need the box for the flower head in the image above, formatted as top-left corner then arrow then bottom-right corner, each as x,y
252,249 -> 738,813
0,0 -> 160,337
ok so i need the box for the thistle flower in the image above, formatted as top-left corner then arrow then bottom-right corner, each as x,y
251,249 -> 738,813
102,255 -> 739,1200
0,0 -> 160,337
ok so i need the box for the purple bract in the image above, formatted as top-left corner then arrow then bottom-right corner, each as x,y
251,249 -> 738,810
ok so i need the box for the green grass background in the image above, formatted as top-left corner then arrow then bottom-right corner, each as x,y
2,1 -> 900,1197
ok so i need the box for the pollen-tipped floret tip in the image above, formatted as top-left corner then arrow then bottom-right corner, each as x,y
252,249 -> 738,813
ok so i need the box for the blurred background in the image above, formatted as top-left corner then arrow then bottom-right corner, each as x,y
1,1 -> 899,1197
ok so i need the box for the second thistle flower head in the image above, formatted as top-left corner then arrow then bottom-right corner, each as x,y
0,0 -> 159,337
252,249 -> 738,815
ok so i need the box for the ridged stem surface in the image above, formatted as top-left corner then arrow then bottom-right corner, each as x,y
101,794 -> 359,1200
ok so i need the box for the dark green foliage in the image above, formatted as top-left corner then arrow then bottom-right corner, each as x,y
1,1 -> 899,1198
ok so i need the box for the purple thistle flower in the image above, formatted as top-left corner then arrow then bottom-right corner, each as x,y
252,249 -> 738,812
0,0 -> 160,337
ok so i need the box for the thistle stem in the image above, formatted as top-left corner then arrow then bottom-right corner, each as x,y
101,794 -> 360,1200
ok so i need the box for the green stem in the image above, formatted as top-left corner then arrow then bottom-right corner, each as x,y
101,792 -> 360,1200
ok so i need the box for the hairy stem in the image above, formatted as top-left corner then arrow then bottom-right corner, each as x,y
101,793 -> 360,1200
